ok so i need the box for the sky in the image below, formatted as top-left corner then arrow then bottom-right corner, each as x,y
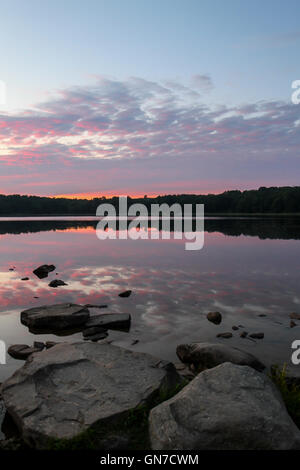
0,0 -> 300,197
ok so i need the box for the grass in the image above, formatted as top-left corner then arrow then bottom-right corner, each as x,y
47,380 -> 188,451
270,364 -> 300,429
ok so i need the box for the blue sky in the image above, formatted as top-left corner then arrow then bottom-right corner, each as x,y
0,0 -> 299,196
1,0 -> 300,109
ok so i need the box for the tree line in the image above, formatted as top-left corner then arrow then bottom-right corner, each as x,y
0,186 -> 300,215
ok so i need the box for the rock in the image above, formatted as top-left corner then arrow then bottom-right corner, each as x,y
290,313 -> 300,320
7,344 -> 41,360
149,362 -> 300,450
118,290 -> 132,298
82,326 -> 107,337
85,332 -> 108,342
33,264 -> 56,279
131,340 -> 139,346
48,279 -> 68,288
176,342 -> 265,372
21,277 -> 29,281
249,332 -> 264,339
84,304 -> 108,309
21,303 -> 90,330
1,342 -> 182,448
232,326 -> 239,330
33,342 -> 45,351
206,311 -> 222,325
216,332 -> 232,339
0,438 -> 24,451
99,434 -> 130,450
240,331 -> 248,338
290,320 -> 297,328
45,341 -> 57,349
82,326 -> 108,341
85,313 -> 131,331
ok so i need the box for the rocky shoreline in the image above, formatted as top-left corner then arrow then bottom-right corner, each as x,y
1,265 -> 300,450
1,334 -> 300,450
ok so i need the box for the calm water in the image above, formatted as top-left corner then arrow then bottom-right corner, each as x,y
1,216 -> 300,387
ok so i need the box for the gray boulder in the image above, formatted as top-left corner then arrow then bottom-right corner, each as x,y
21,303 -> 89,330
1,342 -> 181,448
149,362 -> 300,450
176,342 -> 265,372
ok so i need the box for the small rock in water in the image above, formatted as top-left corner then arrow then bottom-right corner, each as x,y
33,264 -> 56,279
118,290 -> 132,298
232,326 -> 239,330
33,341 -> 45,351
207,312 -> 222,325
240,331 -> 248,338
290,320 -> 297,328
290,313 -> 300,320
216,332 -> 232,339
258,314 -> 267,317
131,339 -> 139,346
249,332 -> 264,339
21,277 -> 29,281
49,279 -> 68,288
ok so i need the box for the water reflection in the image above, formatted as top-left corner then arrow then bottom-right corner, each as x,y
0,217 -> 300,385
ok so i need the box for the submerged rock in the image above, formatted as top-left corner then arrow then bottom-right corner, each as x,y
85,313 -> 131,331
240,331 -> 248,338
216,332 -> 232,339
21,303 -> 89,330
176,342 -> 265,372
1,342 -> 182,448
82,326 -> 108,341
206,311 -> 222,325
33,264 -> 55,279
249,332 -> 264,339
149,362 -> 300,450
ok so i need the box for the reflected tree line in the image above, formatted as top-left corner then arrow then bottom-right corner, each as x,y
0,217 -> 300,240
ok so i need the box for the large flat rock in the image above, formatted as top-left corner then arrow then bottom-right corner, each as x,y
149,362 -> 300,450
176,342 -> 265,372
85,313 -> 131,330
1,342 -> 181,448
21,303 -> 90,330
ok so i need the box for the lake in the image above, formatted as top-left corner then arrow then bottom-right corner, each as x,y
1,216 -> 300,388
